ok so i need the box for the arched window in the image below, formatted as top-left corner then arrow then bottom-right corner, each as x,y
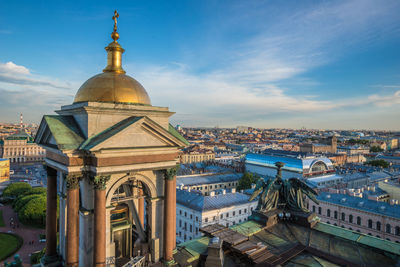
395,226 -> 400,236
327,209 -> 331,217
376,221 -> 381,231
357,216 -> 361,225
341,212 -> 345,221
349,215 -> 353,223
368,219 -> 373,228
318,207 -> 322,215
312,206 -> 316,212
334,211 -> 338,219
386,224 -> 391,234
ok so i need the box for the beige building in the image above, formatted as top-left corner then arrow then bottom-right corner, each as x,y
300,136 -> 337,154
0,131 -> 46,163
310,192 -> 400,243
180,146 -> 215,164
177,173 -> 241,196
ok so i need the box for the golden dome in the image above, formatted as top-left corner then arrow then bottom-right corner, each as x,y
73,72 -> 151,105
73,11 -> 151,105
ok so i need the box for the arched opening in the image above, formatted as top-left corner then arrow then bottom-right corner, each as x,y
108,177 -> 153,266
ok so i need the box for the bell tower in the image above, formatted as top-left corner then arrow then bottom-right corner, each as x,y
36,11 -> 188,267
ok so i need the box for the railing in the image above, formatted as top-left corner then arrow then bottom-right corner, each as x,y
121,256 -> 146,267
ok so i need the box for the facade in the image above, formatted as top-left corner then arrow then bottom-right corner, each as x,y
300,136 -> 337,154
177,172 -> 241,195
245,150 -> 335,179
179,146 -> 215,164
176,189 -> 257,243
35,15 -> 188,267
0,158 -> 10,183
0,131 -> 45,163
310,192 -> 400,242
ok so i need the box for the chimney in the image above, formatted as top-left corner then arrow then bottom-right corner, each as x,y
221,189 -> 226,195
231,188 -> 236,193
251,184 -> 256,189
210,191 -> 215,197
187,187 -> 191,192
205,237 -> 224,267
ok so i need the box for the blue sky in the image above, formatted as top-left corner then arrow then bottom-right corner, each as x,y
0,0 -> 399,130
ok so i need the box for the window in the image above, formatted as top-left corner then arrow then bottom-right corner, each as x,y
196,216 -> 198,222
312,206 -> 316,213
368,219 -> 373,228
377,221 -> 381,231
341,212 -> 345,221
190,214 -> 193,219
190,225 -> 192,232
210,185 -> 213,189
233,211 -> 236,216
239,210 -> 242,215
205,218 -> 208,223
196,227 -> 198,235
184,222 -> 187,230
179,210 -> 182,215
213,216 -> 216,221
334,211 -> 338,219
327,209 -> 331,217
244,209 -> 247,213
184,212 -> 187,217
226,223 -> 229,227
220,214 -> 223,219
318,207 -> 321,215
184,234 -> 186,241
226,213 -> 229,218
357,217 -> 361,225
395,226 -> 400,236
179,220 -> 182,227
349,215 -> 353,223
386,224 -> 391,234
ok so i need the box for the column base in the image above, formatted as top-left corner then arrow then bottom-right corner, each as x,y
40,254 -> 62,267
164,259 -> 176,266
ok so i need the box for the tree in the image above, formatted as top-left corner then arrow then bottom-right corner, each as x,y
365,159 -> 389,168
237,172 -> 259,191
2,183 -> 32,199
18,195 -> 47,227
370,146 -> 384,152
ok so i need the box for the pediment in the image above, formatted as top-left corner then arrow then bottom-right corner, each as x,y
35,115 -> 85,151
79,116 -> 187,151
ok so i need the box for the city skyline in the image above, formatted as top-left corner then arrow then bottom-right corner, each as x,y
0,0 -> 400,130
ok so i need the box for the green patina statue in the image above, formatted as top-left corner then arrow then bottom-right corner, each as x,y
249,162 -> 319,213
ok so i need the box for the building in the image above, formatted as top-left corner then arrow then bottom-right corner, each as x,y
0,158 -> 10,183
0,131 -> 45,163
310,192 -> 400,243
245,150 -> 336,179
177,172 -> 241,195
337,145 -> 370,155
176,188 -> 257,243
300,136 -> 337,154
35,13 -> 188,267
180,146 -> 215,164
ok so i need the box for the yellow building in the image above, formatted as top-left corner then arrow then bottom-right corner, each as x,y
0,158 -> 10,182
0,131 -> 45,163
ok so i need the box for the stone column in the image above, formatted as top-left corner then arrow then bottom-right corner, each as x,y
163,166 -> 178,265
92,175 -> 110,267
45,166 -> 58,258
138,182 -> 144,228
66,175 -> 81,267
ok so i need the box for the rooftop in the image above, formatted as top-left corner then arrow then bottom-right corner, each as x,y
318,191 -> 400,219
176,189 -> 256,211
177,172 -> 241,187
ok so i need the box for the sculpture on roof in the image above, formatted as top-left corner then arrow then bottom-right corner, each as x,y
249,162 -> 319,213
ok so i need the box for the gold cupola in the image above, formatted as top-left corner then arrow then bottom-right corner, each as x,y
73,11 -> 151,105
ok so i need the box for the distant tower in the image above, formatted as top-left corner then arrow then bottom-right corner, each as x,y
20,113 -> 23,129
330,135 -> 337,153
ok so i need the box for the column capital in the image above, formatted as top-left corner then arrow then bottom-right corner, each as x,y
92,175 -> 111,190
65,174 -> 82,190
163,165 -> 180,180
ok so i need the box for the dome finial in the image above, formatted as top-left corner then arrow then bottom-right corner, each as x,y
111,10 -> 120,42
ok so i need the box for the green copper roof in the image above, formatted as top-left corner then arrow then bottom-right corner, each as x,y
79,116 -> 143,150
5,131 -> 33,141
176,236 -> 210,262
168,123 -> 190,146
314,222 -> 400,256
41,115 -> 85,150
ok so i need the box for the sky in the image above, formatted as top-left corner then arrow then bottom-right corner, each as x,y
0,0 -> 399,130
